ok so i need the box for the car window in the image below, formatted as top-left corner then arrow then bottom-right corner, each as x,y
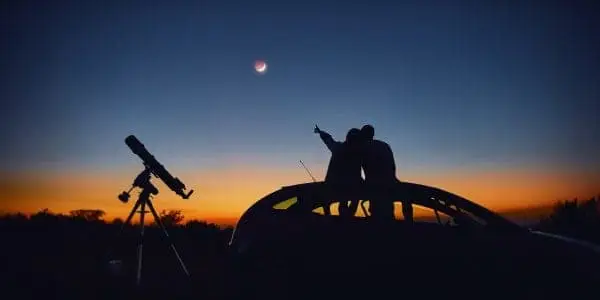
454,208 -> 488,226
310,200 -> 370,217
272,197 -> 298,210
402,203 -> 453,225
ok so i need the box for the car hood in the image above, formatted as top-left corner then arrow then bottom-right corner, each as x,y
529,229 -> 600,254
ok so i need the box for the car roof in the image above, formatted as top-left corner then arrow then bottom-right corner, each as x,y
235,181 -> 521,230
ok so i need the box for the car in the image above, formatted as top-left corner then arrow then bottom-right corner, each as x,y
227,181 -> 600,299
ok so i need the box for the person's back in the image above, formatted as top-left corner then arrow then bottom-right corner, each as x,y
359,125 -> 412,222
362,139 -> 396,184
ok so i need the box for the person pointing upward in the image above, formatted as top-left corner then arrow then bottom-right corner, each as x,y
314,125 -> 363,216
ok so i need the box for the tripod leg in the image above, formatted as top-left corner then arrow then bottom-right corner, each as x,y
146,199 -> 191,277
121,198 -> 142,232
107,198 -> 142,261
136,198 -> 147,286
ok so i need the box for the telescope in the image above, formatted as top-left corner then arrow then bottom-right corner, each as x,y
111,135 -> 193,286
124,135 -> 194,199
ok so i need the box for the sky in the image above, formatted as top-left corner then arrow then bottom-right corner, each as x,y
1,1 -> 599,224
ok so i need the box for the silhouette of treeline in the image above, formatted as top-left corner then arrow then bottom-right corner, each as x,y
1,208 -> 225,228
3,195 -> 598,236
535,196 -> 600,244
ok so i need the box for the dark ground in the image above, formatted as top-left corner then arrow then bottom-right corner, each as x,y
0,214 -> 233,300
1,197 -> 599,300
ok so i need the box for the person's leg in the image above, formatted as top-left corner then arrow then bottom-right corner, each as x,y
347,200 -> 359,217
323,202 -> 332,215
367,182 -> 395,221
369,197 -> 387,220
378,183 -> 396,221
338,199 -> 350,217
381,198 -> 395,220
402,199 -> 413,223
395,180 -> 413,223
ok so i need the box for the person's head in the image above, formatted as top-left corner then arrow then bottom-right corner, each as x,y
361,124 -> 375,140
345,128 -> 361,144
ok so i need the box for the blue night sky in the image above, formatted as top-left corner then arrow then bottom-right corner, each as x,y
2,0 -> 599,176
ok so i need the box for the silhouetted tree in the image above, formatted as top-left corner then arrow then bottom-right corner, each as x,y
30,208 -> 61,221
111,217 -> 124,225
537,196 -> 600,242
1,212 -> 28,221
185,219 -> 209,228
158,209 -> 185,227
69,209 -> 106,222
185,219 -> 222,231
0,212 -> 29,227
34,208 -> 52,216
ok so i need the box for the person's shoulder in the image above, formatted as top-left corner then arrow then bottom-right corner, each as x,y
331,140 -> 343,149
373,139 -> 390,147
373,139 -> 393,153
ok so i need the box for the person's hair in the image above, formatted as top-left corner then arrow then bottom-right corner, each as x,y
346,128 -> 361,143
361,124 -> 375,139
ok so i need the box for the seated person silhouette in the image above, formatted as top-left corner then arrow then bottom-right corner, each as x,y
314,125 -> 363,217
360,124 -> 413,222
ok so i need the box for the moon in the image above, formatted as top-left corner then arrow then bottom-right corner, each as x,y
254,60 -> 267,74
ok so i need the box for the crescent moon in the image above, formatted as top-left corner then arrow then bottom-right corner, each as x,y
256,62 -> 267,73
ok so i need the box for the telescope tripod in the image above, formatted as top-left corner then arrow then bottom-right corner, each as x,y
114,168 -> 190,286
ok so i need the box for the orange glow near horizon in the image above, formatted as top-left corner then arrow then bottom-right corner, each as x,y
0,164 -> 598,225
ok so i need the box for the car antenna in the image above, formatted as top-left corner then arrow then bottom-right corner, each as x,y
299,160 -> 317,182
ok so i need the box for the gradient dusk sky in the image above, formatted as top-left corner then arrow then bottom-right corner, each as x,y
1,1 -> 599,223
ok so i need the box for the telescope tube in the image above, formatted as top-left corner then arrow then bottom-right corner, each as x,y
125,135 -> 192,199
